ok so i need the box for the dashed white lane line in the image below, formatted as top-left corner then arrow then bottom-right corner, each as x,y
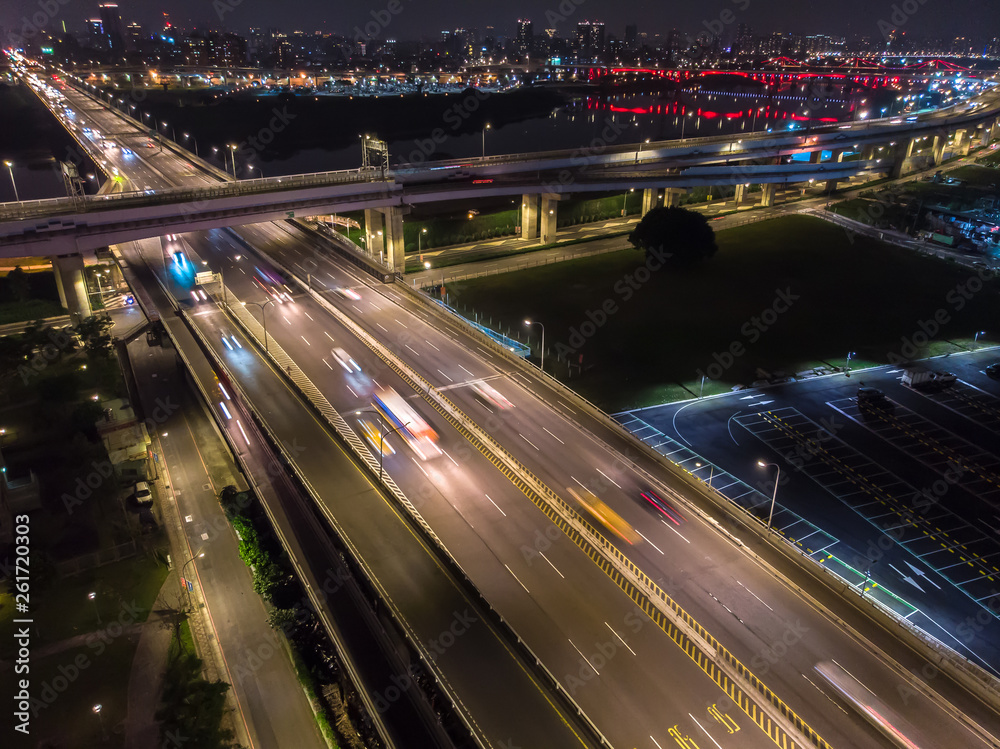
405,344 -> 420,356
322,358 -> 333,370
505,565 -> 529,593
425,340 -> 441,352
459,365 -> 476,377
324,331 -> 335,342
377,323 -> 389,332
437,369 -> 453,382
596,467 -> 621,489
519,433 -> 540,451
635,530 -> 663,555
484,494 -> 506,516
542,427 -> 564,444
301,336 -> 311,346
539,552 -> 565,578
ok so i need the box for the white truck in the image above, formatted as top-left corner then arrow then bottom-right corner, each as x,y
901,366 -> 956,390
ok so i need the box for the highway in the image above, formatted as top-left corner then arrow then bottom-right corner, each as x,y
36,73 -> 1000,748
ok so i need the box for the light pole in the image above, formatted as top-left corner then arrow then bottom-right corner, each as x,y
242,299 -> 273,352
846,350 -> 856,375
161,121 -> 176,141
182,132 -> 198,157
622,187 -> 634,217
482,122 -> 491,158
524,319 -> 545,372
88,591 -> 100,624
975,330 -> 986,346
680,111 -> 694,140
248,163 -> 263,178
418,227 -> 427,261
226,144 -> 237,177
355,409 -> 408,483
4,161 -> 19,201
181,551 -> 205,608
92,703 -> 107,741
757,461 -> 780,533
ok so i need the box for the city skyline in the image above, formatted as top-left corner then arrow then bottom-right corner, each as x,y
3,0 -> 999,45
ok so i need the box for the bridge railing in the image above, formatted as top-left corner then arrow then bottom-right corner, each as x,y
0,167 -> 391,222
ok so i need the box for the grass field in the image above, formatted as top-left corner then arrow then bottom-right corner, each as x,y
446,214 -> 1000,411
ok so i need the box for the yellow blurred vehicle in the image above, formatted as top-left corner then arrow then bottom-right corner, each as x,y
567,488 -> 641,545
357,418 -> 395,457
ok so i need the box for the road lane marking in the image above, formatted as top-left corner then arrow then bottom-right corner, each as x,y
304,312 -> 314,321
437,369 -> 453,382
688,714 -> 724,749
283,315 -> 291,325
664,522 -> 690,543
346,385 -> 358,398
459,365 -> 476,377
322,358 -> 333,370
541,427 -> 565,444
377,323 -> 389,332
519,433 -> 540,451
635,530 -> 664,555
484,494 -> 506,516
605,622 -> 636,655
568,640 -> 599,675
505,564 -> 529,593
410,456 -> 429,477
323,331 -> 335,342
735,580 -> 773,611
425,340 -> 441,351
352,305 -> 363,314
397,320 -> 408,328
301,336 -> 311,346
405,344 -> 421,356
540,552 -> 565,578
595,467 -> 621,489
442,449 -> 459,467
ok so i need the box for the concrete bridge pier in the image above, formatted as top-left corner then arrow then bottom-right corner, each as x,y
733,184 -> 747,206
540,194 -> 561,244
983,121 -> 997,148
382,206 -> 405,272
833,149 -> 846,163
52,254 -> 92,321
663,188 -> 684,208
824,179 -> 839,194
521,194 -> 538,240
363,208 -> 385,261
760,183 -> 777,208
889,138 -> 916,179
953,129 -> 970,157
931,134 -> 946,166
641,188 -> 659,216
809,150 -> 823,164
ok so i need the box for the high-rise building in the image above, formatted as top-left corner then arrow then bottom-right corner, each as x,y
98,3 -> 126,52
576,20 -> 605,61
86,18 -> 106,49
624,24 -> 637,50
126,21 -> 143,48
516,19 -> 533,55
733,23 -> 752,56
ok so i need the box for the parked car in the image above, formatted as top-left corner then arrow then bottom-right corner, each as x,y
986,363 -> 1000,379
132,481 -> 152,505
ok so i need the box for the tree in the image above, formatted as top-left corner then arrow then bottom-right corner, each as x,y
627,206 -> 718,267
74,316 -> 114,358
3,267 -> 31,303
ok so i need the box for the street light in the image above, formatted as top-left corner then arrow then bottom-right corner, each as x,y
355,409 -> 408,483
846,350 -> 857,375
756,460 -> 780,533
680,111 -> 694,140
524,319 -> 545,372
88,591 -> 100,624
248,163 -> 263,178
161,121 -> 176,141
482,122 -> 491,158
182,132 -> 198,157
751,106 -> 765,132
4,161 -> 18,202
181,551 -> 205,608
418,227 -> 428,261
226,144 -> 237,177
92,704 -> 107,741
242,299 -> 273,352
975,330 -> 986,346
622,187 -> 635,216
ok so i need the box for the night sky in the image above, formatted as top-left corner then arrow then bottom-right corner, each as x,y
2,0 -> 996,43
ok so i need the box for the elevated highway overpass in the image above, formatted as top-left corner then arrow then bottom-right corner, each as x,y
3,67 -> 1000,270
17,65 -> 1000,749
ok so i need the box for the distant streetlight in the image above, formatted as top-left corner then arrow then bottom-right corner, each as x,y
242,299 -> 273,352
161,121 -> 176,141
248,163 -> 263,178
182,132 -> 198,157
846,350 -> 857,375
756,461 -> 780,533
524,319 -> 545,372
418,226 -> 428,261
92,704 -> 107,740
623,187 -> 635,216
226,144 -> 237,177
181,551 -> 205,607
88,591 -> 100,624
355,408 -> 408,483
482,122 -> 491,158
975,330 -> 986,345
4,161 -> 19,202
680,111 -> 695,140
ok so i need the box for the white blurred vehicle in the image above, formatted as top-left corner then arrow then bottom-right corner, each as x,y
336,286 -> 361,301
471,380 -> 514,410
357,418 -> 395,456
332,347 -> 361,373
